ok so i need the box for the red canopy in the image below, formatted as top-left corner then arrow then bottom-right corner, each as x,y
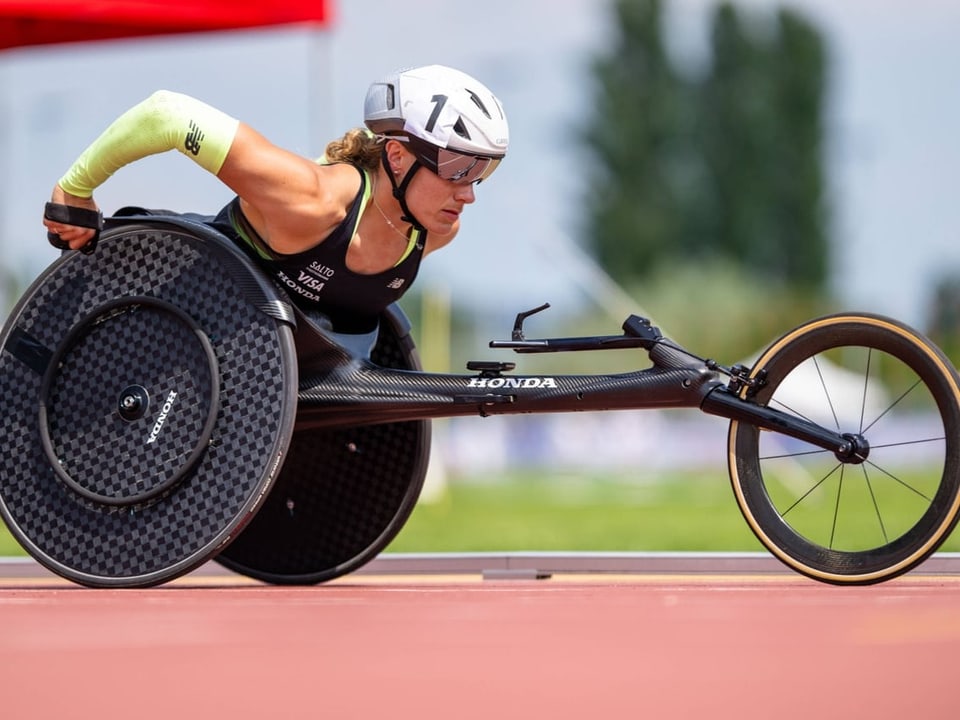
0,1 -> 331,50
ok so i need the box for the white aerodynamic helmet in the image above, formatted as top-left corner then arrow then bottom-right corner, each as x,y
364,64 -> 509,185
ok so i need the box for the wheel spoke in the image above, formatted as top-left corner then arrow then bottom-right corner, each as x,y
812,355 -> 841,431
859,348 -> 872,433
863,459 -> 934,502
861,464 -> 889,545
868,436 -> 945,451
760,447 -> 832,461
768,397 -> 817,426
780,462 -> 842,517
862,378 -> 923,434
830,466 -> 845,548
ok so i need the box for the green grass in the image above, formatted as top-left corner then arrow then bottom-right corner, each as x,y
385,470 -> 765,553
4,469 -> 960,557
0,524 -> 21,555
387,469 -> 960,554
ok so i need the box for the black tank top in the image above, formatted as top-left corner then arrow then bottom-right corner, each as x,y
210,165 -> 426,333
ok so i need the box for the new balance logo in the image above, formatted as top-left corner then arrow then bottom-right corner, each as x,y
184,120 -> 204,156
387,278 -> 405,290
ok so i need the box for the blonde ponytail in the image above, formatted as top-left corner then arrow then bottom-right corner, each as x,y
323,128 -> 383,171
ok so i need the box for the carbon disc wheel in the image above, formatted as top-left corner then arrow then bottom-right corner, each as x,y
215,305 -> 430,584
729,313 -> 960,584
0,220 -> 298,587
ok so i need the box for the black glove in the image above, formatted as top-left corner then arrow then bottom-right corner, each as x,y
44,202 -> 104,255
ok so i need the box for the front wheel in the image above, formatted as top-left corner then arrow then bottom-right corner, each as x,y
729,313 -> 960,584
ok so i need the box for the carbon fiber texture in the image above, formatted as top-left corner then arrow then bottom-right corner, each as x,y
217,308 -> 429,584
0,226 -> 297,587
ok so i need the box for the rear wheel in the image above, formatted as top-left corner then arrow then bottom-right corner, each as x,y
729,313 -> 960,584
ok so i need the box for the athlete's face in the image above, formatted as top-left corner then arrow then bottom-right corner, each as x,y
406,166 -> 476,236
387,141 -> 477,237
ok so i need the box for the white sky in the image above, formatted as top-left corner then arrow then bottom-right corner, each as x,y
0,0 -> 957,331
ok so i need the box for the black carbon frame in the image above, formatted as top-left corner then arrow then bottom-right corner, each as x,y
295,317 -> 857,458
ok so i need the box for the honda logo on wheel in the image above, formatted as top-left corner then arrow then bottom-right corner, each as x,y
146,390 -> 178,444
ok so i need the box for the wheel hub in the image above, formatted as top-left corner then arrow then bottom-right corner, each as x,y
835,432 -> 870,464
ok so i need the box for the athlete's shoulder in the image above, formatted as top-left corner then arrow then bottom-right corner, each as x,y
315,161 -> 365,204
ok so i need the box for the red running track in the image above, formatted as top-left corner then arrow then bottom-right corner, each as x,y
1,573 -> 958,719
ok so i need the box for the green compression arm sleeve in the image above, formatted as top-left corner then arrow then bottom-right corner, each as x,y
58,90 -> 240,197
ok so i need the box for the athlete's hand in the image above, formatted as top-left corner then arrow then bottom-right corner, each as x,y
43,185 -> 100,252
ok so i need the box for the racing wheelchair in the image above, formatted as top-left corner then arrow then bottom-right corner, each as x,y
2,211 -> 959,587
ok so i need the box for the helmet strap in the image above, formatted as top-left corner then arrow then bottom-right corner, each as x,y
381,149 -> 426,232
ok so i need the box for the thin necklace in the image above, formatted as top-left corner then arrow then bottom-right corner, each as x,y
372,180 -> 411,243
